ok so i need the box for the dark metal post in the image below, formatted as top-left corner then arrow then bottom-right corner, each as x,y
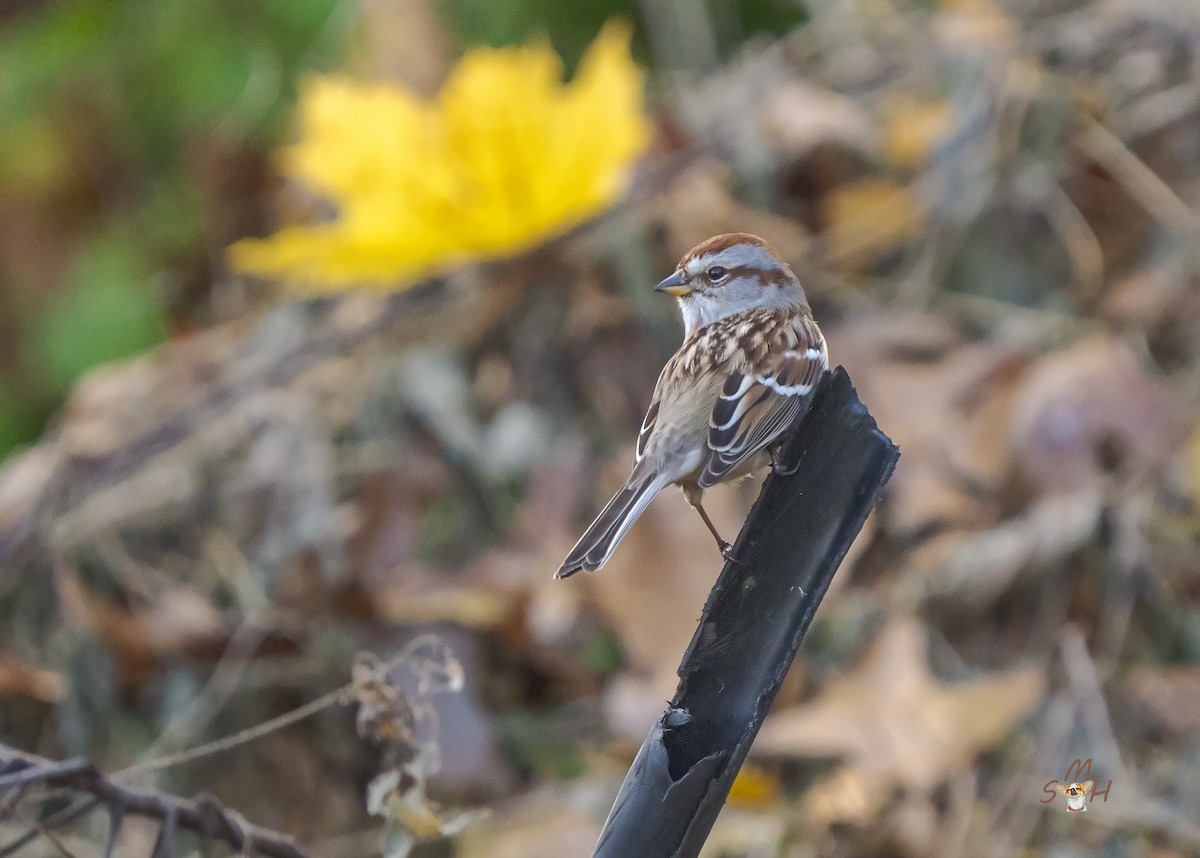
593,367 -> 898,858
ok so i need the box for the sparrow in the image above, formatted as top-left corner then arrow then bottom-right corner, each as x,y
555,233 -> 828,579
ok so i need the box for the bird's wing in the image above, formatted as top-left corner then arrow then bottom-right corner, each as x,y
698,315 -> 827,488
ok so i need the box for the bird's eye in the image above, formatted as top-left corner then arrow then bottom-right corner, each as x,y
707,266 -> 729,281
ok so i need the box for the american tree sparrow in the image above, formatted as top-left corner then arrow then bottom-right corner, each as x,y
556,233 -> 828,578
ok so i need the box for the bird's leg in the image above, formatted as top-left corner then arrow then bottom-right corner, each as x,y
770,443 -> 800,477
683,486 -> 737,561
695,503 -> 732,557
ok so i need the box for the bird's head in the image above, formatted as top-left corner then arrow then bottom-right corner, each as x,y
656,233 -> 807,335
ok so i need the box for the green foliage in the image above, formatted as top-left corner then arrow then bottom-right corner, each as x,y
0,0 -> 345,161
27,231 -> 167,396
0,0 -> 346,454
438,0 -> 635,68
436,0 -> 806,70
498,710 -> 589,780
0,383 -> 41,457
578,629 -> 624,675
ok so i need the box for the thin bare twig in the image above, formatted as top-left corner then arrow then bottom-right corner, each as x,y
114,688 -> 344,782
10,807 -> 79,858
0,797 -> 99,857
1075,118 -> 1200,239
115,632 -> 444,781
0,745 -> 308,858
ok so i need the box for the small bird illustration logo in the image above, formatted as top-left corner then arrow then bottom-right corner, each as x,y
1056,780 -> 1094,812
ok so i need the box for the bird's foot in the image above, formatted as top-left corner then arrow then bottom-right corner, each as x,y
770,446 -> 800,477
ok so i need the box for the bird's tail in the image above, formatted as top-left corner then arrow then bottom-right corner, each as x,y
555,471 -> 668,578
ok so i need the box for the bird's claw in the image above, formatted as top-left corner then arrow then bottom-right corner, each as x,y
720,542 -> 740,564
770,446 -> 800,477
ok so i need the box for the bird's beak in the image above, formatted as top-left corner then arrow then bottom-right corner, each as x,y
655,270 -> 692,297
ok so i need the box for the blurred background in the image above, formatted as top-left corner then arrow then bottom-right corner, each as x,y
2,0 -> 1200,855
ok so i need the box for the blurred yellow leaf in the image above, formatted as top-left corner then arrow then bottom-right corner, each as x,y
824,180 -> 920,269
727,763 -> 781,808
229,22 -> 648,291
1190,428 -> 1200,502
376,586 -> 512,628
881,98 -> 953,168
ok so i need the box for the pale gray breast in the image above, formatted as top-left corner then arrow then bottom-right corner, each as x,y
643,331 -> 734,477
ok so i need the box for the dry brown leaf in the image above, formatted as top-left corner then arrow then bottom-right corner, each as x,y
141,589 -> 226,653
350,0 -> 450,93
456,790 -> 601,858
58,326 -> 241,459
55,567 -> 159,685
647,160 -> 812,268
804,766 -> 891,828
762,80 -> 879,161
582,448 -> 746,737
902,489 -> 1102,605
699,806 -> 786,856
0,653 -> 64,702
1009,337 -> 1178,494
585,449 -> 736,674
1098,269 -> 1182,329
754,616 -> 1044,790
682,51 -> 877,171
828,314 -> 1025,536
933,0 -> 1017,52
53,564 -> 262,687
1123,666 -> 1200,737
